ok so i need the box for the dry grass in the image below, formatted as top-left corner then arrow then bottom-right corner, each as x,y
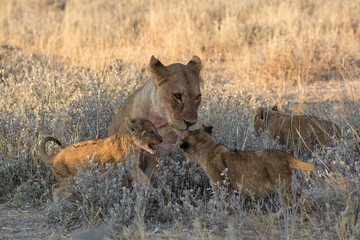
1,42 -> 360,239
1,0 -> 360,239
1,0 -> 360,84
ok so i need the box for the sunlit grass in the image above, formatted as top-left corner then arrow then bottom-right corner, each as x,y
1,0 -> 360,238
1,0 -> 359,84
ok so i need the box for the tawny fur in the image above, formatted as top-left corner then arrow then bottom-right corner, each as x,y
179,123 -> 315,200
39,118 -> 162,197
254,106 -> 341,153
108,55 -> 203,181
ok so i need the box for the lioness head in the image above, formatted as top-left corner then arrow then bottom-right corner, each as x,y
178,123 -> 214,161
253,105 -> 279,136
149,56 -> 203,131
125,118 -> 163,154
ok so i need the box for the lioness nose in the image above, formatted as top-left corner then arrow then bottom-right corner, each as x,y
184,120 -> 196,128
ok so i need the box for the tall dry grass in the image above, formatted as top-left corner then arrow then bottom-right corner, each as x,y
1,1 -> 360,238
1,0 -> 360,84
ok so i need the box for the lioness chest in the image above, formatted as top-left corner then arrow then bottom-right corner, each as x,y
147,108 -> 184,153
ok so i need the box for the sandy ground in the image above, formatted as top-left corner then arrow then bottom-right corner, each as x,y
0,205 -> 58,239
0,204 -> 95,239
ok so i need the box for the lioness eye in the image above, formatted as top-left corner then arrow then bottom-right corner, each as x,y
174,93 -> 182,100
196,94 -> 201,100
150,130 -> 155,135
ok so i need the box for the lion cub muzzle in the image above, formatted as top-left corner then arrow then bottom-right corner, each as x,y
178,139 -> 190,150
134,125 -> 163,155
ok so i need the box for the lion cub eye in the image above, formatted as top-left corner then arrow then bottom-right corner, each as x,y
195,94 -> 201,101
174,93 -> 182,101
150,130 -> 155,135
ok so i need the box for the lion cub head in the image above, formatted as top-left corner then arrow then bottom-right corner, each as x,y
149,56 -> 203,131
178,123 -> 214,161
125,117 -> 163,154
253,105 -> 281,136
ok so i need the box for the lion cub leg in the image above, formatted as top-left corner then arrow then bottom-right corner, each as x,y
269,179 -> 312,221
51,182 -> 61,199
51,170 -> 75,199
266,171 -> 298,219
51,182 -> 70,201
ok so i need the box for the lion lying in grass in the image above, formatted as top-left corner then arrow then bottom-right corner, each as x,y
254,105 -> 341,153
179,123 -> 315,214
39,118 -> 162,197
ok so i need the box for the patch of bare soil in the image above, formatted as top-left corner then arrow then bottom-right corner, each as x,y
0,204 -> 66,239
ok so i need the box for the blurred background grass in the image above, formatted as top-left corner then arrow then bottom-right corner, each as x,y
1,0 -> 360,85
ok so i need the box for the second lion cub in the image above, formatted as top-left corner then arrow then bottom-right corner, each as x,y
254,105 -> 341,153
39,118 -> 162,196
179,123 -> 315,202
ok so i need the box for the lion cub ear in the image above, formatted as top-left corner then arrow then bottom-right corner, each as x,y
272,105 -> 278,111
187,56 -> 202,75
200,123 -> 213,135
125,117 -> 139,132
257,108 -> 266,120
149,55 -> 168,84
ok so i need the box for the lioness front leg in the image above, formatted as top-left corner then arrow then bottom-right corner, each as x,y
128,150 -> 157,186
138,150 -> 159,185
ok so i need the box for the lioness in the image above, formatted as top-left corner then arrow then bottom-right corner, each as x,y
39,118 -> 162,196
254,105 -> 341,153
178,123 -> 315,205
108,55 -> 203,181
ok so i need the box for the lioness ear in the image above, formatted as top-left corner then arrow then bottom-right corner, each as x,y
200,123 -> 213,135
258,108 -> 265,120
187,56 -> 202,75
149,55 -> 168,84
272,105 -> 278,111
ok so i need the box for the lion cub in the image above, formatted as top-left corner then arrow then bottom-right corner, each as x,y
254,105 -> 341,153
39,118 -> 162,196
179,123 -> 315,202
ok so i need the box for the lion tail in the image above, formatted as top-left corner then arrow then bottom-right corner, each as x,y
39,136 -> 62,166
288,157 -> 316,171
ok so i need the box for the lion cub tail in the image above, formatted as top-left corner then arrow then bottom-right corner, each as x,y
39,136 -> 62,166
288,157 -> 316,171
